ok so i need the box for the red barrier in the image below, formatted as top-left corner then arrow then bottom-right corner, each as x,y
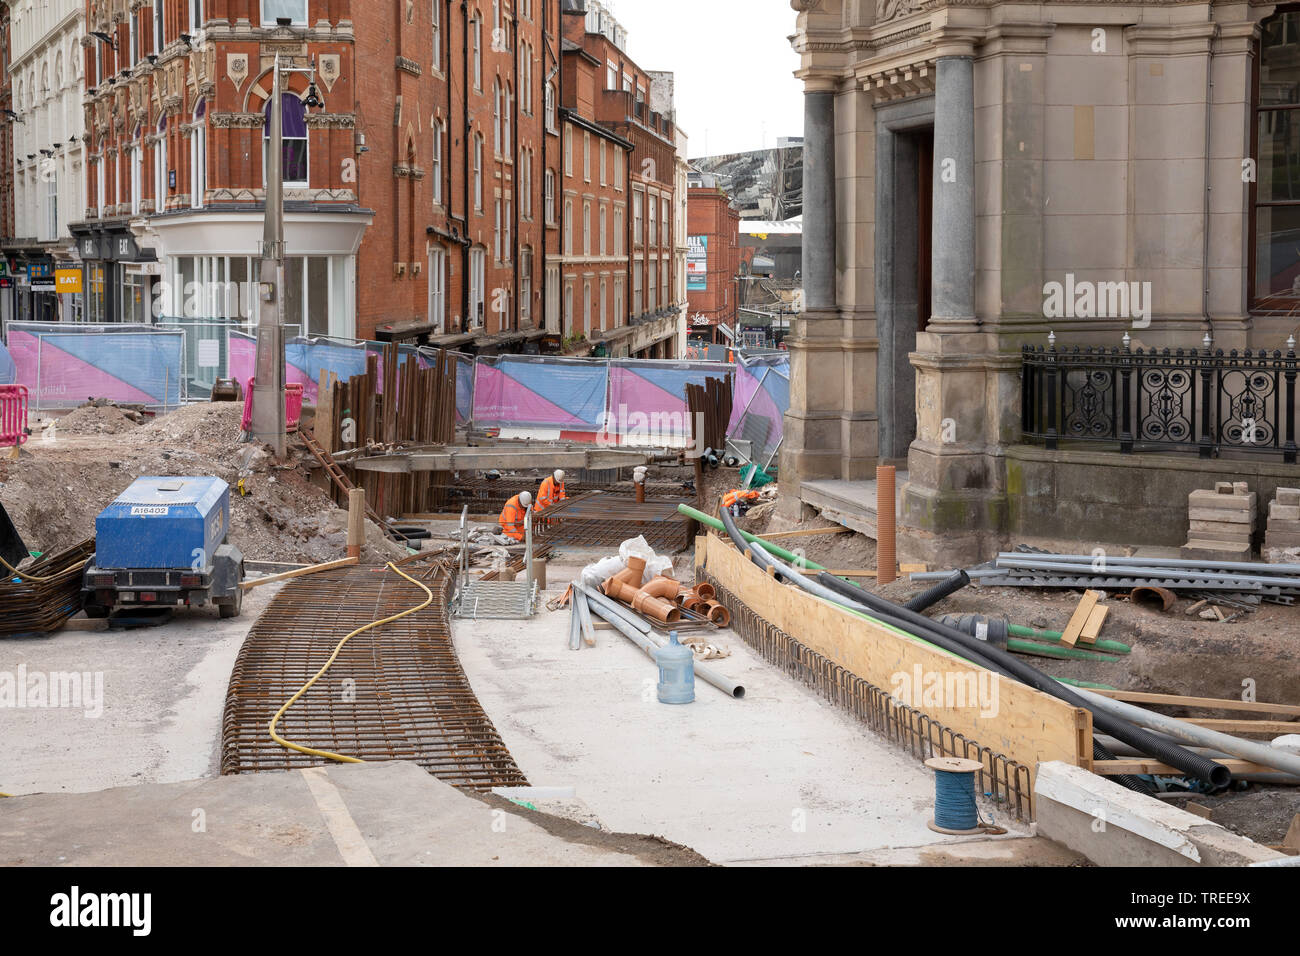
0,385 -> 29,447
241,378 -> 305,433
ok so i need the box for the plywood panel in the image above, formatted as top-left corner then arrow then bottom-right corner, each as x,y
702,534 -> 1091,785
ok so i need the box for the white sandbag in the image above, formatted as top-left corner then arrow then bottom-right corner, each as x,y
580,554 -> 626,589
644,555 -> 675,580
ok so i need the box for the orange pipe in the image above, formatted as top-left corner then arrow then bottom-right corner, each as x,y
703,601 -> 730,627
602,576 -> 682,624
609,555 -> 647,590
694,582 -> 716,601
641,575 -> 683,600
876,465 -> 897,586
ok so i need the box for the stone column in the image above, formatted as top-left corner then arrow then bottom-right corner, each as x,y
930,55 -> 976,329
779,77 -> 844,498
803,89 -> 836,311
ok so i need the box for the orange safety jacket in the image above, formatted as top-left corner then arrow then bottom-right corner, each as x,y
499,495 -> 528,541
537,475 -> 566,511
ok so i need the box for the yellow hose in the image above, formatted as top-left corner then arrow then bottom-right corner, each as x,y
0,553 -> 88,583
267,561 -> 434,764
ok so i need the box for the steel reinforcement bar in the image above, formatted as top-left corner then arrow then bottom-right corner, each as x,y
703,573 -> 1032,821
220,562 -> 528,790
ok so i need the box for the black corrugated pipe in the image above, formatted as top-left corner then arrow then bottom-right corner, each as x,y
1093,739 -> 1157,796
714,505 -> 1231,788
903,569 -> 970,613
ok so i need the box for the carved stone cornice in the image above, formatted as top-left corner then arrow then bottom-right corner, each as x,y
305,112 -> 356,129
210,111 -> 265,128
396,56 -> 422,76
859,57 -> 937,100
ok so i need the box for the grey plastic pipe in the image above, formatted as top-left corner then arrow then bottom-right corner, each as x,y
1074,686 -> 1300,779
568,584 -> 582,652
576,582 -> 744,699
584,591 -> 661,660
575,587 -> 597,647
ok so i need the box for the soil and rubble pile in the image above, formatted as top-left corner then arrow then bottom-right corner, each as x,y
53,403 -> 144,436
0,402 -> 405,564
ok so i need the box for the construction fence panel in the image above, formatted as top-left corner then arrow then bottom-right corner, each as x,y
606,358 -> 733,443
727,353 -> 790,466
471,354 -> 610,431
3,321 -> 186,410
229,332 -> 424,405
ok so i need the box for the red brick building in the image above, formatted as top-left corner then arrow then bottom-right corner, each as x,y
63,0 -> 679,359
686,174 -> 740,345
68,0 -> 567,353
357,0 -> 563,351
73,0 -> 365,333
556,0 -> 680,358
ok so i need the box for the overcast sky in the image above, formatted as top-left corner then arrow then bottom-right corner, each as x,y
605,0 -> 804,159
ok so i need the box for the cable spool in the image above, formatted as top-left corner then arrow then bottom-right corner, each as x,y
924,756 -> 987,835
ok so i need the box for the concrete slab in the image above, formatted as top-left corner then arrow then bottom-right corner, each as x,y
451,560 -> 1030,865
800,474 -> 908,540
0,761 -> 650,866
0,584 -> 286,796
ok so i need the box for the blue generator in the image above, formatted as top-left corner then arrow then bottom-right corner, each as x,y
83,476 -> 245,619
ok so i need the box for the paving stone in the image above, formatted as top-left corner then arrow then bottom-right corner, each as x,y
1188,490 -> 1257,511
1180,539 -> 1254,561
1188,508 -> 1255,525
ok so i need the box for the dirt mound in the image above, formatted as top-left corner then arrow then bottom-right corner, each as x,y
54,404 -> 143,436
0,401 -> 405,565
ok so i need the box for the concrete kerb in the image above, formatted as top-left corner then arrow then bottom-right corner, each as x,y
1033,761 -> 1288,867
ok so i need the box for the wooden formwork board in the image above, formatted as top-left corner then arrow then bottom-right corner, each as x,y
699,534 -> 1092,796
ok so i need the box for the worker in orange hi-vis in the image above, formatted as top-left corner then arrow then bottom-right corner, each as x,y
537,469 -> 567,512
497,491 -> 532,542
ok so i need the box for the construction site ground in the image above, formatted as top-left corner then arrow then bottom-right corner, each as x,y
0,409 -> 1292,863
1,403 -> 405,565
737,495 -> 1300,848
0,548 -> 1083,867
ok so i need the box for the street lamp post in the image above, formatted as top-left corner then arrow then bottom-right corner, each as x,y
251,53 -> 319,459
252,54 -> 287,458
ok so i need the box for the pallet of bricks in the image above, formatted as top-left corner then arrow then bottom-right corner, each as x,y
314,344 -> 458,520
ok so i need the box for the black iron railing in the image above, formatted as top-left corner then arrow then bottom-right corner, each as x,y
1021,342 -> 1299,463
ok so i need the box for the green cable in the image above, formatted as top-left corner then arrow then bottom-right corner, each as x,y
1052,677 -> 1119,691
677,504 -> 829,571
1007,622 -> 1131,655
1006,639 -> 1121,663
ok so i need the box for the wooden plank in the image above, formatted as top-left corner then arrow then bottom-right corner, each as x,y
1185,802 -> 1213,820
1176,718 -> 1300,735
823,564 -> 928,578
757,526 -> 850,540
239,557 -> 359,590
1079,604 -> 1108,645
700,533 -> 1090,804
1095,758 -> 1280,776
1089,689 -> 1300,717
1284,814 -> 1300,851
1060,589 -> 1103,647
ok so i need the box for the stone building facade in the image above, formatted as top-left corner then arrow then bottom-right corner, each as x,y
786,0 -> 1300,562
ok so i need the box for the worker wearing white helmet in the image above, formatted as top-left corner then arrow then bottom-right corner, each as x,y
498,490 -> 532,542
537,469 -> 567,512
